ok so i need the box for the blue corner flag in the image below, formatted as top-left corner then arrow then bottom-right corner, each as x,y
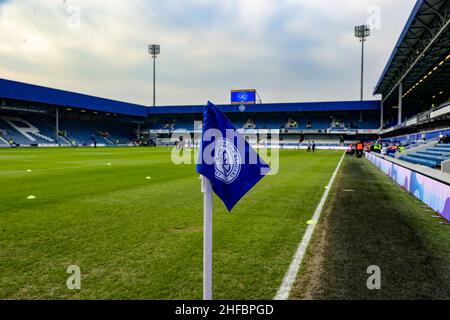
196,101 -> 270,212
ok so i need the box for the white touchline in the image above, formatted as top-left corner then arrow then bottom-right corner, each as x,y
274,152 -> 346,300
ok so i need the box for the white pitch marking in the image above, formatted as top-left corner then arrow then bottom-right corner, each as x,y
274,152 -> 345,301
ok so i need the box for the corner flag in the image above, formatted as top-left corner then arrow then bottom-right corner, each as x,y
196,101 -> 270,300
197,101 -> 270,211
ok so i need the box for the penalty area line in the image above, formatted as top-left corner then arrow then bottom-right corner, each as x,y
274,152 -> 346,300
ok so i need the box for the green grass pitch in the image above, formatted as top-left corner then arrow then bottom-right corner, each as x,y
0,147 -> 342,299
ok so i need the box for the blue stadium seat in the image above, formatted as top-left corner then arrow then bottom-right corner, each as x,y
0,114 -> 136,146
399,154 -> 440,168
148,111 -> 380,131
0,116 -> 55,145
399,143 -> 450,169
416,151 -> 447,158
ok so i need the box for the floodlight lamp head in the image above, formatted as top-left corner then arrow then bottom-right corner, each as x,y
149,44 -> 160,57
354,25 -> 370,41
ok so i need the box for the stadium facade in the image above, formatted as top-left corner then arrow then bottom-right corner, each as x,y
375,0 -> 449,135
370,0 -> 449,169
0,78 -> 381,148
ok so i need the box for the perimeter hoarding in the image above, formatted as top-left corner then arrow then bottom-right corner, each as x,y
366,152 -> 450,222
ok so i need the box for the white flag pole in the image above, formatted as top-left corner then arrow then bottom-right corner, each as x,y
201,175 -> 213,300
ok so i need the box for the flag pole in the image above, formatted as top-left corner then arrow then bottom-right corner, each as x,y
201,175 -> 213,300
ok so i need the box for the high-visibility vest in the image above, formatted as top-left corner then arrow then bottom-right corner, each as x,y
356,143 -> 364,150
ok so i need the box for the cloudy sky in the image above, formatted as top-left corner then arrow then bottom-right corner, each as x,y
0,0 -> 417,106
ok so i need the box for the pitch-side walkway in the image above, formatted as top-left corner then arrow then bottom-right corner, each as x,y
289,156 -> 450,299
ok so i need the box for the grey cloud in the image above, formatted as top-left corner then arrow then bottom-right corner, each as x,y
0,0 -> 417,105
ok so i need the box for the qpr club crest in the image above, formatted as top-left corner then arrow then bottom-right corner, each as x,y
214,138 -> 241,184
237,92 -> 248,102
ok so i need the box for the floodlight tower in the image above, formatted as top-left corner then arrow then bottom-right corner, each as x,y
354,25 -> 370,101
148,44 -> 160,107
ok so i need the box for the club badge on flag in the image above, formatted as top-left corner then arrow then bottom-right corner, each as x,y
197,101 -> 270,211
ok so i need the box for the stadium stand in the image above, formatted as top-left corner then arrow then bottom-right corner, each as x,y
59,119 -> 135,146
0,116 -> 55,145
0,78 -> 382,148
374,0 -> 449,131
400,143 -> 450,168
147,111 -> 380,132
0,113 -> 137,146
373,0 -> 449,173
